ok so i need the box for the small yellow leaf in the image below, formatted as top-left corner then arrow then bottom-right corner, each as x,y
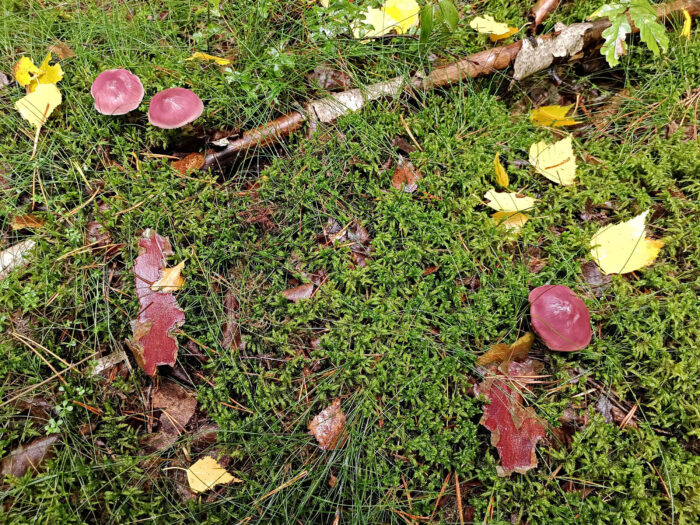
590,211 -> 664,275
681,9 -> 691,39
489,26 -> 519,42
492,211 -> 529,231
320,0 -> 329,7
470,15 -> 518,40
529,104 -> 579,127
384,0 -> 420,33
352,7 -> 400,40
186,456 -> 241,494
493,154 -> 509,188
151,261 -> 185,292
185,52 -> 232,66
529,135 -> 577,186
13,57 -> 40,87
15,83 -> 62,129
484,189 -> 536,213
33,53 -> 64,89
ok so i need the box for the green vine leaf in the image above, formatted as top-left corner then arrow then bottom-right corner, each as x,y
601,14 -> 632,66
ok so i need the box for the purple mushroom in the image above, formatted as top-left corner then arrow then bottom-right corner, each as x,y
528,285 -> 592,352
91,69 -> 144,115
148,87 -> 203,129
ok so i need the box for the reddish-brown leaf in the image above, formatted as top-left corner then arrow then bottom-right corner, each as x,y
172,153 -> 205,175
152,380 -> 197,435
281,283 -> 314,303
10,214 -> 45,230
392,157 -> 421,193
1,435 -> 59,477
309,398 -> 346,450
130,230 -> 186,376
476,368 -> 546,476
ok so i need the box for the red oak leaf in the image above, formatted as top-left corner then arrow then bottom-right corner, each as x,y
130,230 -> 185,376
476,366 -> 546,476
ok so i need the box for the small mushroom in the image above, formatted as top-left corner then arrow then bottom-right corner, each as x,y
91,69 -> 144,115
148,87 -> 203,129
529,285 -> 592,352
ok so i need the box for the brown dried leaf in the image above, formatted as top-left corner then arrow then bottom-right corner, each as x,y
10,214 -> 45,230
392,157 -> 421,193
281,283 -> 314,303
1,435 -> 59,477
309,398 -> 346,450
86,220 -> 112,247
172,153 -> 205,175
48,42 -> 75,60
477,332 -> 534,373
307,65 -> 352,91
152,380 -> 197,435
221,290 -> 243,351
130,230 -> 186,376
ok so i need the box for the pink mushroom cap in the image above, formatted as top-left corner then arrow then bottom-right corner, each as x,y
91,69 -> 144,115
529,285 -> 592,352
148,87 -> 204,129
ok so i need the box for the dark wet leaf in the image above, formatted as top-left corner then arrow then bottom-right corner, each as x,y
307,65 -> 352,91
1,435 -> 59,477
152,380 -> 197,435
282,283 -> 314,303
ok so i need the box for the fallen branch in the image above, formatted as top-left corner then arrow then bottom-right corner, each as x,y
529,0 -> 561,34
202,0 -> 699,170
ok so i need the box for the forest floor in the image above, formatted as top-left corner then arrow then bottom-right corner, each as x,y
1,0 -> 699,523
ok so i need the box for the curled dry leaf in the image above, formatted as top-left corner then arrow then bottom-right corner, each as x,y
477,332 -> 534,374
529,104 -> 579,127
186,456 -> 241,493
1,435 -> 59,477
493,154 -> 509,188
392,156 -> 421,193
151,261 -> 185,292
475,368 -> 545,476
152,380 -> 197,435
282,283 -> 315,303
172,153 -> 205,175
10,214 -> 45,230
130,230 -> 186,376
529,0 -> 560,33
309,398 -> 346,450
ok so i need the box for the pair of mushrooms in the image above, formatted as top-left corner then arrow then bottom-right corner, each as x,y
90,69 -> 203,129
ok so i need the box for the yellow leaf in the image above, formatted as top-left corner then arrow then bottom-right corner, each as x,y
185,52 -> 232,66
151,261 -> 185,292
320,0 -> 329,7
590,211 -> 664,275
484,189 -> 536,213
15,83 -> 62,129
186,457 -> 241,494
33,53 -> 64,89
384,0 -> 420,33
529,104 -> 579,127
489,26 -> 519,42
13,57 -> 40,87
492,211 -> 529,231
469,15 -> 518,40
352,7 -> 400,40
681,9 -> 691,39
529,135 -> 577,186
493,154 -> 509,188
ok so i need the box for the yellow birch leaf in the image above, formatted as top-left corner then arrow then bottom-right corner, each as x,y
15,83 -> 62,129
590,211 -> 664,275
13,57 -> 40,87
151,261 -> 185,292
469,15 -> 518,40
529,135 -> 577,186
489,26 -> 519,42
36,53 -> 64,86
492,211 -> 529,231
529,104 -> 579,127
681,9 -> 691,39
493,153 -> 509,188
186,457 -> 241,494
185,52 -> 232,66
352,7 -> 400,40
384,0 -> 420,33
484,189 -> 536,213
